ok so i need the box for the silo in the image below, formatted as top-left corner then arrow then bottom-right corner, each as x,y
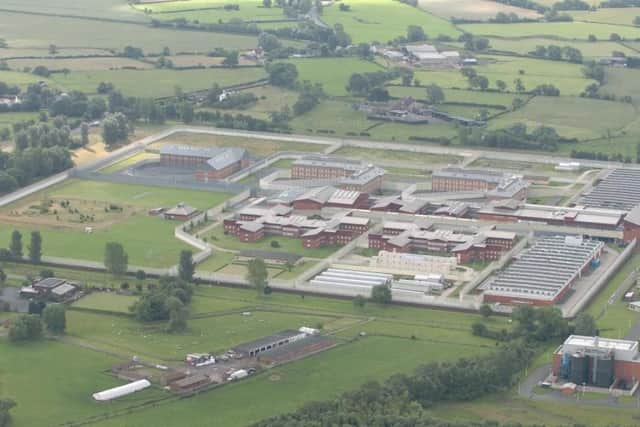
569,353 -> 589,384
594,356 -> 614,388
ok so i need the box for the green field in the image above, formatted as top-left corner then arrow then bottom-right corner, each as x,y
198,85 -> 300,120
569,7 -> 640,26
0,111 -> 40,127
6,57 -> 153,71
0,10 -> 259,53
288,57 -> 383,96
460,21 -> 640,40
334,146 -> 461,165
50,67 -> 266,97
204,225 -> 340,258
418,0 -> 540,20
599,67 -> 640,105
99,152 -> 160,174
291,99 -> 374,134
322,0 -> 459,44
1,0 -> 150,21
0,70 -> 48,87
387,85 -> 520,107
488,96 -> 637,140
0,179 -> 231,267
72,292 -> 140,314
486,37 -> 636,59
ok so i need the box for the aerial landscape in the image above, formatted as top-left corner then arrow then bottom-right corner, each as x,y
2,0 -> 640,426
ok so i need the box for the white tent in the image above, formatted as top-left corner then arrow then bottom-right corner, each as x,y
92,379 -> 151,402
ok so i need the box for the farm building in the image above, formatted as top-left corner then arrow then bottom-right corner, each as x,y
164,203 -> 199,221
232,330 -> 308,358
552,335 -> 640,388
579,169 -> 640,211
160,145 -> 249,180
483,235 -> 604,306
92,379 -> 151,402
623,204 -> 640,244
477,202 -> 625,230
27,278 -> 77,300
432,168 -> 529,200
291,156 -> 385,193
404,44 -> 460,68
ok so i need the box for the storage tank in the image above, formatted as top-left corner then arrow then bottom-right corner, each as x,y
594,356 -> 614,388
569,353 -> 589,384
560,353 -> 571,378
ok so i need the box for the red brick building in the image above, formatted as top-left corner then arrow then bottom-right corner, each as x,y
160,145 -> 249,180
291,156 -> 385,193
623,204 -> 640,245
292,187 -> 369,211
432,168 -> 529,200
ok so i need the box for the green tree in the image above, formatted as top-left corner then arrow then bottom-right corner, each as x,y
471,321 -> 488,336
263,0 -> 272,6
80,122 -> 90,146
104,242 -> 128,277
469,75 -> 489,91
371,284 -> 392,305
135,269 -> 147,282
425,83 -> 445,104
266,62 -> 298,88
353,294 -> 367,309
28,231 -> 42,264
166,296 -> 188,332
246,258 -> 268,295
407,25 -> 426,42
101,112 -> 129,147
8,315 -> 43,342
42,304 -> 66,334
222,50 -> 239,67
0,399 -> 16,427
178,250 -> 194,282
496,80 -> 507,92
479,303 -> 492,318
258,32 -> 281,52
574,312 -> 597,336
514,78 -> 525,93
9,230 -> 22,259
0,268 -> 6,285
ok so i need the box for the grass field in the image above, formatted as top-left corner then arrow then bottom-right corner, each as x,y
72,292 -> 140,314
0,111 -> 40,127
460,21 -> 640,40
334,146 -> 461,165
322,0 -> 459,44
291,99 -> 373,134
486,38 -> 636,59
150,132 -> 326,156
0,10 -> 260,53
50,67 -> 266,97
488,96 -> 637,140
198,85 -> 299,120
0,179 -> 231,267
5,57 -> 153,71
599,67 -> 640,106
99,152 -> 160,174
287,57 -> 383,96
569,7 -> 640,26
204,225 -> 340,258
418,0 -> 540,20
0,70 -> 49,87
387,86 -> 520,107
196,251 -> 237,272
1,0 -> 150,22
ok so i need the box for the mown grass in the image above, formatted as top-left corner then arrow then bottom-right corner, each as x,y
460,21 -> 640,40
569,7 -> 640,26
418,0 -> 540,21
6,57 -> 153,71
287,57 -> 383,96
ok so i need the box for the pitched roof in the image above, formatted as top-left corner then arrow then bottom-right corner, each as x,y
206,147 -> 247,171
625,204 -> 640,227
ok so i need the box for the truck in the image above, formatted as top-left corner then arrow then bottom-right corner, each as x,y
227,369 -> 248,381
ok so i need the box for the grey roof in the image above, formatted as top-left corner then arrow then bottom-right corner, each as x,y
433,167 -> 504,184
485,236 -> 603,301
236,249 -> 302,264
160,144 -> 224,159
206,147 -> 247,171
233,330 -> 304,354
295,186 -> 341,204
625,204 -> 640,227
293,155 -> 362,171
239,222 -> 264,233
340,166 -> 386,186
51,284 -> 76,296
165,203 -> 198,216
34,278 -> 67,289
580,169 -> 640,211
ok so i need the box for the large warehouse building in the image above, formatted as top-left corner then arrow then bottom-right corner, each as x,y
552,335 -> 640,388
160,145 -> 249,180
579,168 -> 640,211
483,235 -> 604,306
622,204 -> 640,244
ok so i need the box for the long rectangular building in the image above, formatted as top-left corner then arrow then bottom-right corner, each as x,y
291,156 -> 385,193
579,169 -> 640,211
432,168 -> 529,200
483,235 -> 604,305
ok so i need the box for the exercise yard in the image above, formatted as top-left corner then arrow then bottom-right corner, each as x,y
0,179 -> 231,267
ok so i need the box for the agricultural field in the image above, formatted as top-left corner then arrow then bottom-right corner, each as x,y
5,57 -> 153,72
569,7 -> 640,26
0,70 -> 48,87
486,38 -> 636,59
290,99 -> 375,135
287,57 -> 383,96
198,85 -> 300,120
322,0 -> 460,44
0,179 -> 231,267
387,86 -> 520,107
459,21 -> 640,40
50,67 -> 267,98
0,11 -> 259,54
1,0 -> 150,21
166,54 -> 254,68
488,96 -> 637,140
71,292 -> 140,314
150,132 -> 326,156
599,67 -> 640,105
417,0 -> 541,20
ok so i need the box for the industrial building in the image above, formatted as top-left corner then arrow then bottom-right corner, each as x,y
291,156 -> 385,193
579,169 -> 640,211
368,220 -> 517,263
232,329 -> 309,357
292,186 -> 369,210
623,204 -> 640,244
552,335 -> 640,389
159,145 -> 249,180
223,212 -> 370,248
371,251 -> 458,276
432,168 -> 529,200
483,235 -> 604,306
477,201 -> 625,230
310,268 -> 393,293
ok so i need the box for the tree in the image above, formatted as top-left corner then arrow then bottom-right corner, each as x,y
80,122 -> 90,146
610,33 -> 621,41
222,50 -> 239,67
166,296 -> 188,332
634,16 -> 640,26
246,258 -> 268,295
0,268 -> 6,285
346,73 -> 369,95
371,284 -> 392,305
425,84 -> 445,104
28,231 -> 42,264
135,269 -> 147,281
178,250 -> 195,282
574,312 -> 597,336
104,242 -> 128,276
479,303 -> 492,318
8,314 -> 43,342
101,112 -> 130,147
258,32 -> 282,52
9,230 -> 22,259
263,0 -> 272,7
42,304 -> 66,334
0,399 -> 16,427
471,321 -> 488,336
353,294 -> 367,309
496,80 -> 507,92
514,78 -> 525,93
266,62 -> 298,87
407,25 -> 426,42
469,75 -> 489,91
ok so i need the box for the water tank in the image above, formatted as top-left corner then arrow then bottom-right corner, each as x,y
569,354 -> 589,384
594,356 -> 614,388
561,353 -> 571,378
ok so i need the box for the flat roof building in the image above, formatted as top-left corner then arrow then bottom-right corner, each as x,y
579,169 -> 640,211
484,235 -> 604,306
432,168 -> 529,200
291,156 -> 385,193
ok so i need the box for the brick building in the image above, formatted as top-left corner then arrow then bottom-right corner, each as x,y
160,145 -> 249,180
369,196 -> 429,215
623,204 -> 640,245
432,168 -> 529,200
292,186 -> 369,211
291,156 -> 385,193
